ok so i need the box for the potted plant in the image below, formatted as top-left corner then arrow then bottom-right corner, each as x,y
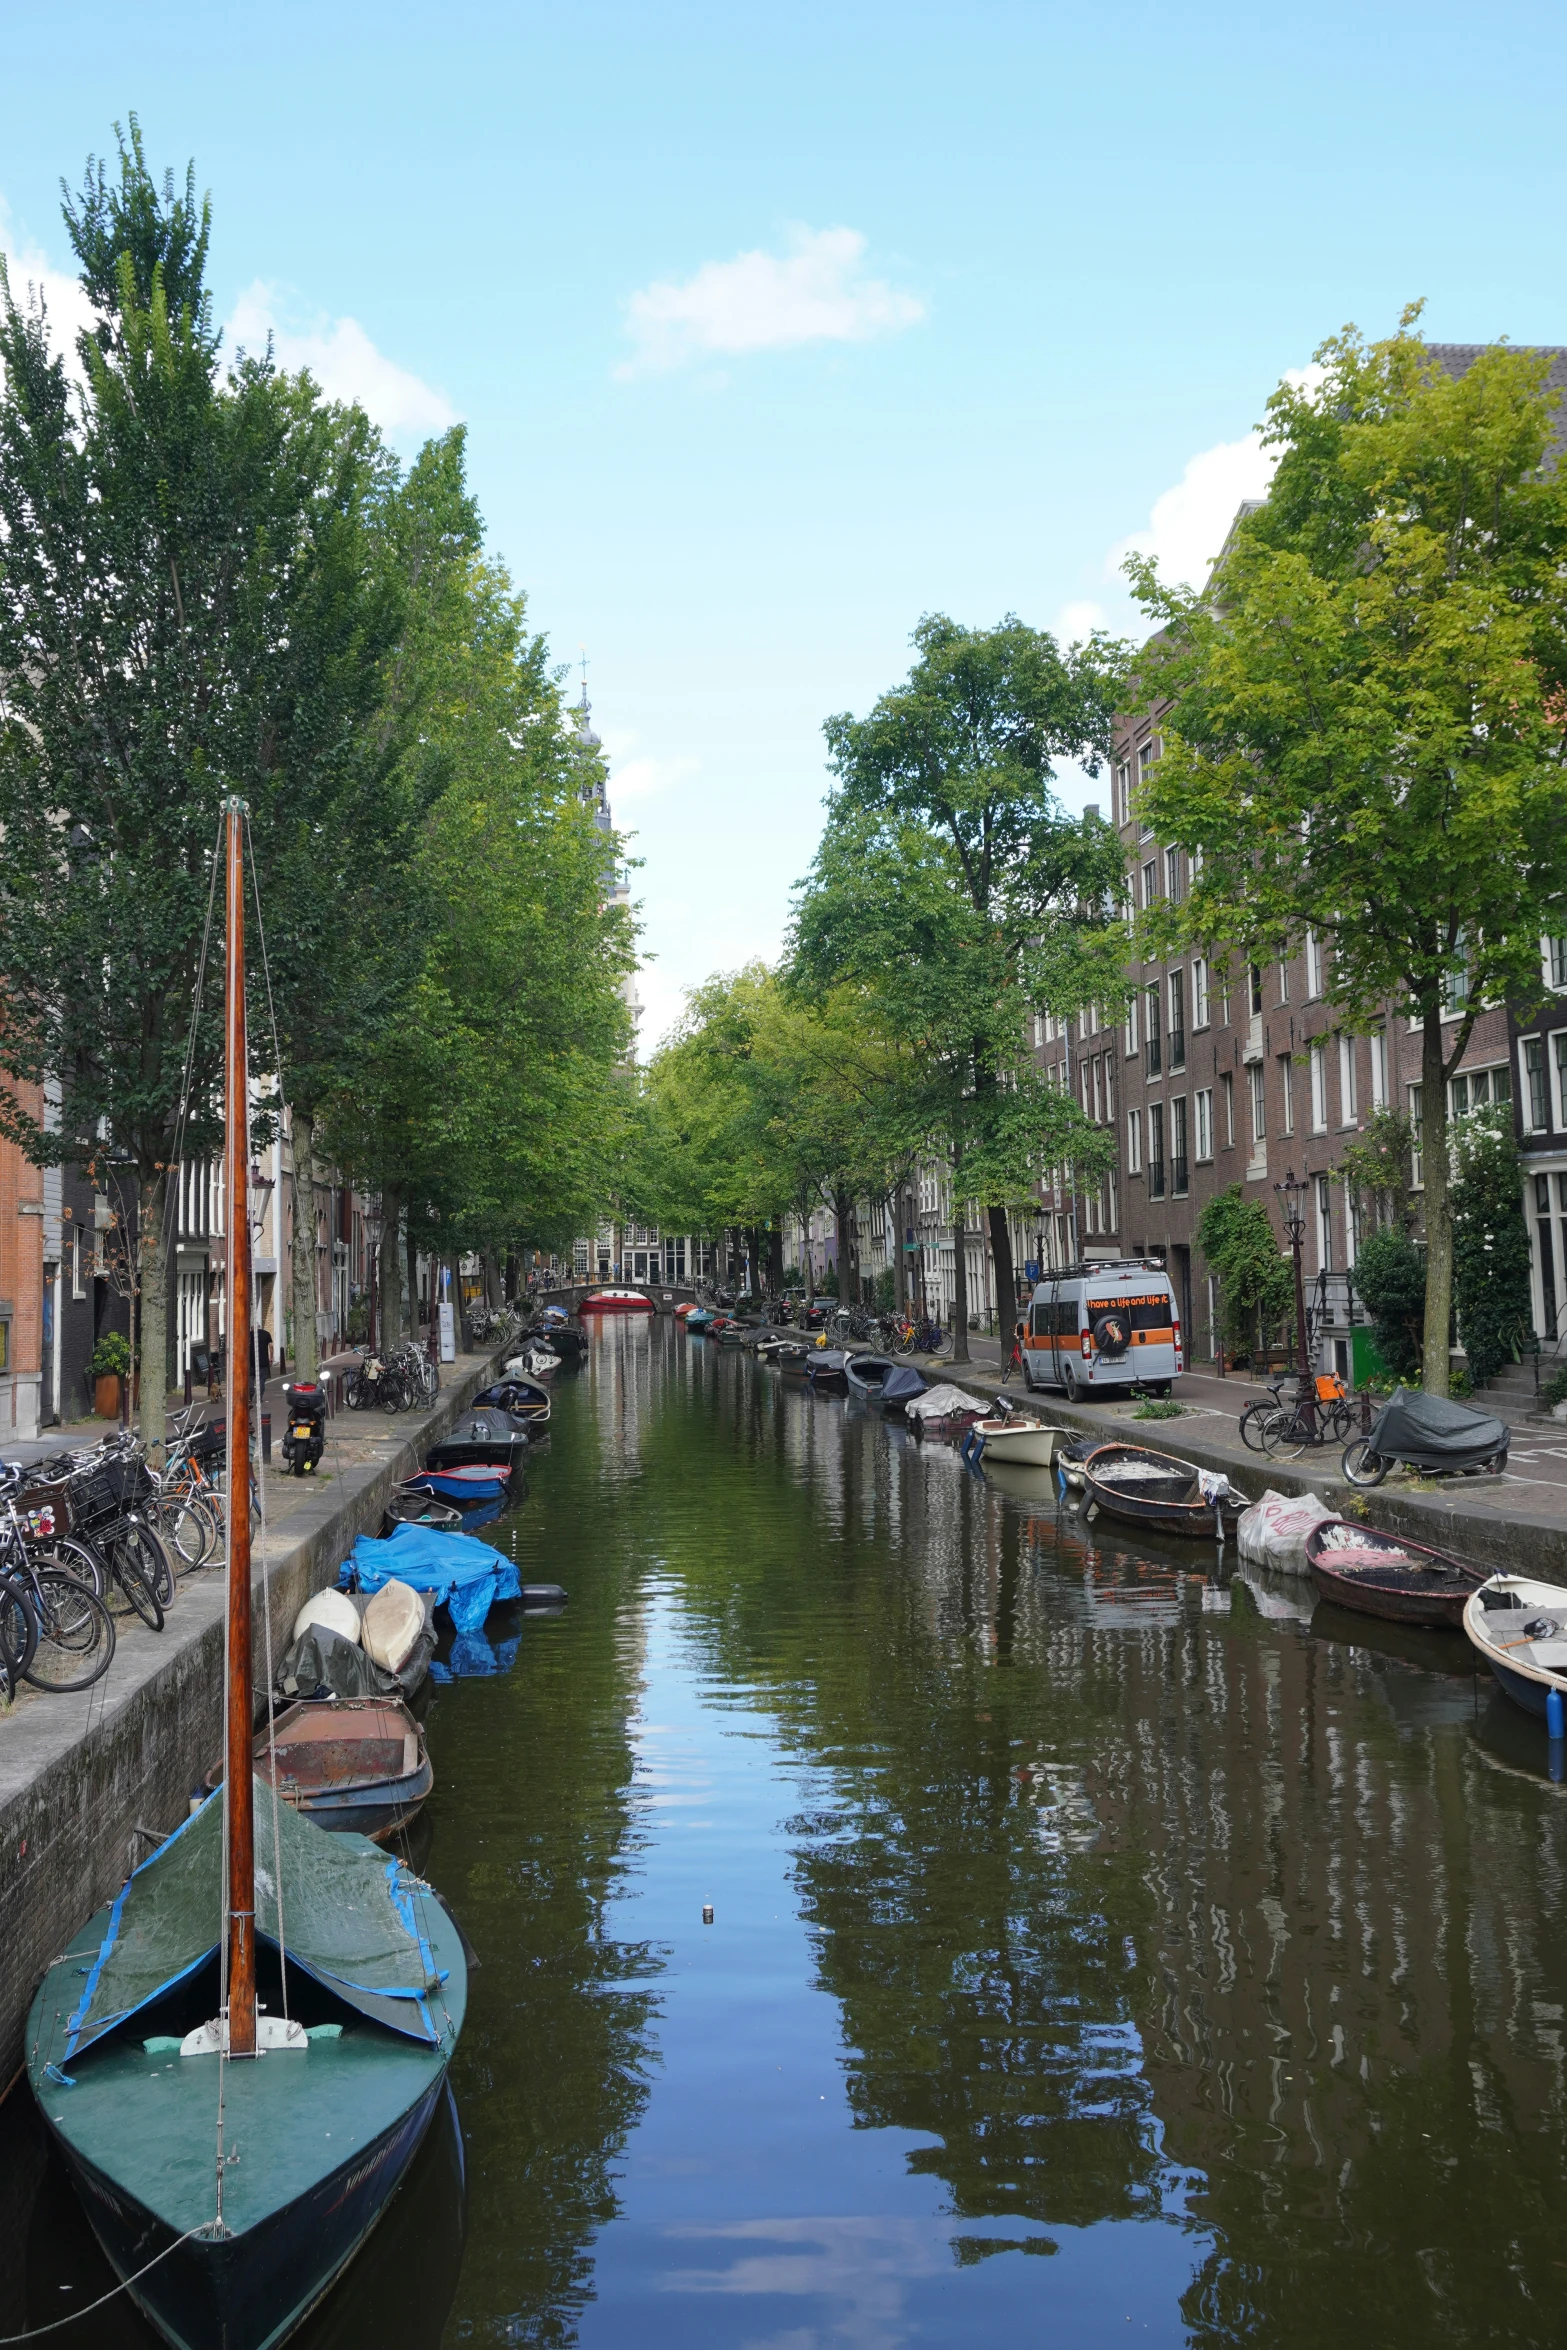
90,1332 -> 131,1419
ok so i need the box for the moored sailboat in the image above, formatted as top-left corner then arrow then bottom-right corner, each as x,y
25,801 -> 466,2350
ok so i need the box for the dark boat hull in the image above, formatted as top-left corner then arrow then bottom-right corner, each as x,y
1083,1486 -> 1234,1538
1487,1654 -> 1552,1717
1306,1558 -> 1472,1629
57,2072 -> 444,2350
290,1756 -> 435,1842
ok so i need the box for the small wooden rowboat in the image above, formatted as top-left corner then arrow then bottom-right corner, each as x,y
806,1349 -> 850,1387
843,1354 -> 900,1398
405,1462 -> 517,1504
209,1699 -> 435,1843
1079,1443 -> 1244,1539
965,1416 -> 1067,1468
1463,1575 -> 1567,1717
1305,1518 -> 1485,1628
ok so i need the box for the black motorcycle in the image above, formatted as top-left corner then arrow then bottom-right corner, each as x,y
281,1382 -> 328,1477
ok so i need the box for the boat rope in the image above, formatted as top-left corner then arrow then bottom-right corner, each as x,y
0,2224 -> 212,2340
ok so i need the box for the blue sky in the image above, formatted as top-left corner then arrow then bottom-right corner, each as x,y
3,0 -> 1564,1048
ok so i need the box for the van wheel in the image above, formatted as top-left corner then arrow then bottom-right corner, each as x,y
1151,1381 -> 1172,1398
1062,1363 -> 1082,1405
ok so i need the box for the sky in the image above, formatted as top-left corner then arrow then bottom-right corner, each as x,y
3,0 -> 1565,1051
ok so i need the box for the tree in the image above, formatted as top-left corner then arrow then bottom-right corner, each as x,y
0,122 -> 401,1435
1350,1224 -> 1426,1382
1193,1185 -> 1294,1362
1451,1105 -> 1532,1387
1335,1108 -> 1415,1241
795,616 -> 1128,1347
1129,311 -> 1567,1394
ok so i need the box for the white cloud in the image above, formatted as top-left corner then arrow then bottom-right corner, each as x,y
227,281 -> 457,440
1056,598 -> 1109,642
0,216 -> 97,380
619,225 -> 924,376
1108,365 -> 1326,595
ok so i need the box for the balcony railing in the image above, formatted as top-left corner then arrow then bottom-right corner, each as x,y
1168,1027 -> 1186,1073
1171,1153 -> 1189,1197
1146,1034 -> 1162,1079
1149,1156 -> 1166,1200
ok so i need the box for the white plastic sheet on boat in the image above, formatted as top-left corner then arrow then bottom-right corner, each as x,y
904,1382 -> 988,1422
1236,1488 -> 1334,1578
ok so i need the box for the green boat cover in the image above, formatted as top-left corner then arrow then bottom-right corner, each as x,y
63,1781 -> 448,2060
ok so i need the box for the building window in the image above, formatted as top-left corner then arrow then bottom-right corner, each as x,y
1171,1097 -> 1189,1197
1249,1064 -> 1266,1144
1316,1173 -> 1333,1273
1195,1087 -> 1214,1161
1127,1107 -> 1142,1175
1124,992 -> 1139,1057
1145,985 -> 1162,1078
1192,957 -> 1209,1028
1525,1037 -> 1549,1133
1116,760 -> 1131,827
1249,963 -> 1263,1017
1138,739 -> 1156,834
1339,1034 -> 1358,1123
1142,860 -> 1158,908
1092,1055 -> 1104,1123
1549,937 -> 1567,991
1221,1071 -> 1235,1147
1279,1052 -> 1294,1136
1310,1042 -> 1328,1133
1306,930 -> 1323,999
1165,846 -> 1183,903
1555,1034 -> 1567,1129
1444,949 -> 1469,1016
71,1227 -> 85,1300
1450,1063 -> 1512,1119
1167,971 -> 1185,1071
1370,1027 -> 1388,1109
1409,1083 -> 1424,1186
1149,1104 -> 1166,1199
1278,958 -> 1290,1004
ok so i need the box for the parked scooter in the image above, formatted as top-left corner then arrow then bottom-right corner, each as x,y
281,1381 -> 328,1477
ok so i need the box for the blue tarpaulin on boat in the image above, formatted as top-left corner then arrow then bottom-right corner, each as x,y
342,1525 -> 521,1635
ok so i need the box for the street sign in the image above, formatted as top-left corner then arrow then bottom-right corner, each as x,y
438,1301 -> 456,1361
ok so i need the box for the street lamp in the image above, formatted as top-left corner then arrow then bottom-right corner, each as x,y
1274,1168 -> 1315,1434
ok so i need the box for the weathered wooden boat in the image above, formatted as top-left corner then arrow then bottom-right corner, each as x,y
386,1489 -> 465,1532
1463,1575 -> 1567,1717
771,1342 -> 811,1373
903,1381 -> 988,1436
578,1286 -> 653,1314
753,1333 -> 794,1360
805,1349 -> 850,1388
25,804 -> 465,2350
1305,1518 -> 1486,1629
843,1353 -> 900,1398
206,1698 -> 435,1843
1079,1443 -> 1244,1539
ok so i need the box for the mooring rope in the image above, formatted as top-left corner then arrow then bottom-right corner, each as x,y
0,2224 -> 213,2341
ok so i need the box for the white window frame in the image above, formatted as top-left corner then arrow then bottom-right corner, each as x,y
1309,1042 -> 1328,1134
1521,1035 -> 1551,1135
1249,1064 -> 1266,1143
1124,992 -> 1139,1057
1315,1173 -> 1333,1273
1221,1071 -> 1235,1147
1195,1087 -> 1213,1162
1126,1107 -> 1142,1174
1142,860 -> 1158,908
1339,1034 -> 1357,1124
1370,1027 -> 1388,1110
1279,1053 -> 1294,1136
1192,957 -> 1209,1029
71,1226 -> 85,1301
1305,929 -> 1323,999
1409,1082 -> 1425,1186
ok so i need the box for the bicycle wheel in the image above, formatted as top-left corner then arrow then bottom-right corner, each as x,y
1341,1440 -> 1390,1489
164,1493 -> 217,1570
121,1517 -> 175,1608
46,1533 -> 111,1599
0,1570 -> 38,1687
107,1537 -> 164,1632
1328,1402 -> 1357,1443
1259,1407 -> 1311,1462
1237,1401 -> 1276,1453
24,1566 -> 115,1690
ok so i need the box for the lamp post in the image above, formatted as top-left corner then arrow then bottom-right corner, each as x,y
364,1200 -> 384,1352
1275,1168 -> 1315,1435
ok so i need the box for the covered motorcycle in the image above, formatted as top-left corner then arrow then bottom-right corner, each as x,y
282,1379 -> 328,1476
1343,1384 -> 1508,1488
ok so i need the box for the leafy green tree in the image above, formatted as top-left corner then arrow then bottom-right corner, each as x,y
1129,311 -> 1567,1394
0,122 -> 400,1432
1193,1185 -> 1295,1361
1451,1105 -> 1532,1387
1350,1224 -> 1426,1382
1335,1108 -> 1415,1241
798,614 -> 1129,1331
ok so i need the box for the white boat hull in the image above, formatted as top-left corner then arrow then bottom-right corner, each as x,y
973,1420 -> 1065,1466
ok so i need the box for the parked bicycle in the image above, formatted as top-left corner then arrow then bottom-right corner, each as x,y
1246,1371 -> 1358,1461
0,1469 -> 116,1690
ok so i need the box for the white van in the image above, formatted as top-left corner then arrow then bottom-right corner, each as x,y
1021,1261 -> 1182,1404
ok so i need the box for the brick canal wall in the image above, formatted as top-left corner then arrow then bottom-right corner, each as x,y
0,1348 -> 505,2094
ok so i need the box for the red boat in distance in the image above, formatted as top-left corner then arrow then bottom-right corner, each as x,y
579,1287 -> 655,1314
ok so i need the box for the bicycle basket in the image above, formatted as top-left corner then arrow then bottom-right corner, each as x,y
13,1476 -> 75,1540
69,1455 -> 155,1534
1314,1373 -> 1347,1404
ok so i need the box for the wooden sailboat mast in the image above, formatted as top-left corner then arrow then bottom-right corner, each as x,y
224,797 -> 257,2058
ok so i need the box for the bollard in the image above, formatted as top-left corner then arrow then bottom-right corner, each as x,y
702,1903 -> 714,1925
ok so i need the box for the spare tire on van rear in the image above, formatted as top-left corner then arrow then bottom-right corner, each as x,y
1092,1311 -> 1130,1358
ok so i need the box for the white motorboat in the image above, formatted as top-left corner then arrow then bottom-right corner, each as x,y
1463,1574 -> 1567,1719
969,1416 -> 1068,1467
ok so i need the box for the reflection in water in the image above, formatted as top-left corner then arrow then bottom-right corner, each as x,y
15,1319 -> 1567,2346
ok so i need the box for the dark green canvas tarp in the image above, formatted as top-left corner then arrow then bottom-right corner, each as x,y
63,1780 -> 447,2058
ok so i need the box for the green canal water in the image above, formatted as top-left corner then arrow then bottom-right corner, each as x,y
15,1314 -> 1567,2346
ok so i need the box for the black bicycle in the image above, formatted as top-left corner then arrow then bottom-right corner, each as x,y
0,1495 -> 116,1691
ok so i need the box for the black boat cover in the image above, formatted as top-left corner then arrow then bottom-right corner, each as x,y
1369,1385 -> 1507,1467
275,1623 -> 396,1703
61,1779 -> 449,2059
878,1365 -> 928,1403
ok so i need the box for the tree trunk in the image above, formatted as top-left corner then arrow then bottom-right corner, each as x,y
407,1216 -> 421,1340
1421,1006 -> 1453,1397
951,1196 -> 971,1364
767,1223 -> 784,1296
378,1189 -> 403,1344
832,1190 -> 852,1303
894,1189 -> 909,1312
800,1199 -> 816,1303
290,1107 -> 319,1381
483,1253 -> 500,1309
987,1204 -> 1016,1339
138,1168 -> 168,1449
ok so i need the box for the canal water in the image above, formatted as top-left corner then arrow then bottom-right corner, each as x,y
14,1315 -> 1567,2346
